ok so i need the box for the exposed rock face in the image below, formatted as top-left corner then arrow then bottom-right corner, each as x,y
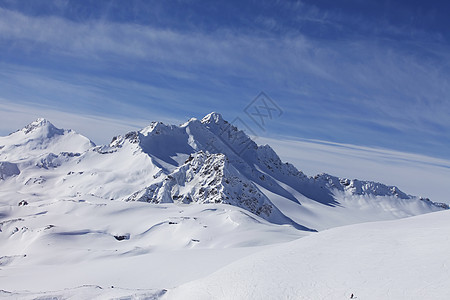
127,151 -> 274,218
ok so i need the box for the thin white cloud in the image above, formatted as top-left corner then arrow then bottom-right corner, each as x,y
1,5 -> 449,158
1,6 -> 448,108
0,62 -> 221,120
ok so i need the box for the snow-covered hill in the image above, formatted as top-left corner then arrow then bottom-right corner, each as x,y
0,113 -> 448,298
166,209 -> 450,300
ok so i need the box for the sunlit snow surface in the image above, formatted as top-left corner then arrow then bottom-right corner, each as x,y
167,210 -> 450,300
0,114 -> 447,299
0,198 -> 304,295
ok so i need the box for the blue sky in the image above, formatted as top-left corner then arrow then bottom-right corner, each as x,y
0,0 -> 449,159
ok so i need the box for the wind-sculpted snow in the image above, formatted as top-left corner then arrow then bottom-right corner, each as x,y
0,197 -> 306,296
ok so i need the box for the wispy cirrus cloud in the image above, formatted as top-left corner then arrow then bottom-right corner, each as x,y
0,3 -> 449,158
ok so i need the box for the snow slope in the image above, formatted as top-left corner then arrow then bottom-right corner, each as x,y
166,209 -> 450,300
0,197 -> 305,295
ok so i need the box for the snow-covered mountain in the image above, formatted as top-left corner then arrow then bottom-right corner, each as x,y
0,118 -> 95,161
0,113 -> 446,231
0,113 -> 448,298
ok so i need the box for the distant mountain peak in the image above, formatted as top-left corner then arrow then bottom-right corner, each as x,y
0,118 -> 95,161
22,118 -> 59,135
201,112 -> 226,125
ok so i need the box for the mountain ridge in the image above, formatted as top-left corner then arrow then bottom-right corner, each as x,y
0,114 -> 446,231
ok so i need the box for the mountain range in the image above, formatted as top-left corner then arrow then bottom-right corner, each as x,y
0,113 -> 448,298
0,113 -> 446,231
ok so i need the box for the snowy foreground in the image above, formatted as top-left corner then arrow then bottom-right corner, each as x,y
0,199 -> 305,298
167,210 -> 450,300
1,113 -> 449,299
2,208 -> 449,299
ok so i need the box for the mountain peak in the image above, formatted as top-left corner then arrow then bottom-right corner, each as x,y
22,118 -> 58,135
201,112 -> 226,125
